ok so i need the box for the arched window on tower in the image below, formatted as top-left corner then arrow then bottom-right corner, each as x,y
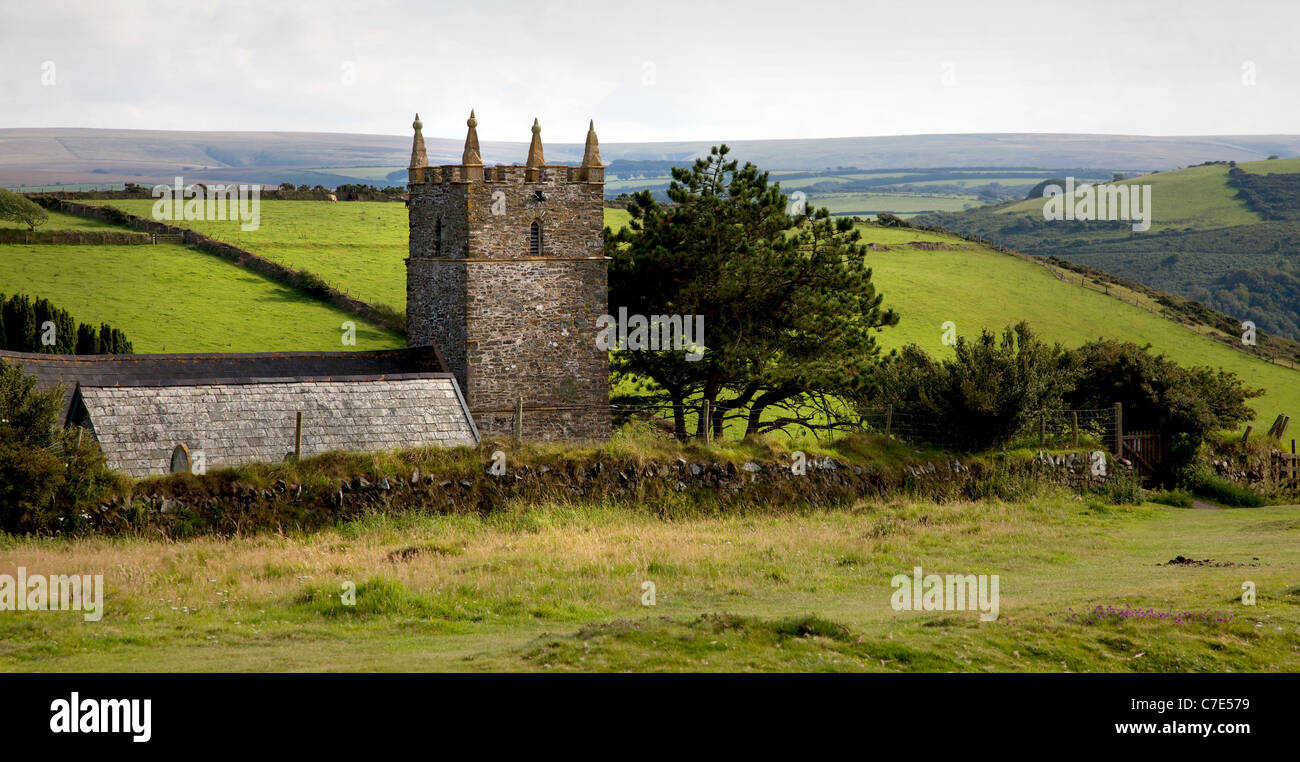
529,220 -> 542,257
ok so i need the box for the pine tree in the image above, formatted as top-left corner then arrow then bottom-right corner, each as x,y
0,294 -> 132,355
75,323 -> 99,354
98,323 -> 114,354
4,295 -> 39,352
609,145 -> 898,439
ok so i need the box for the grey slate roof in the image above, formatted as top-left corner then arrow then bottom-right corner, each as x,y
71,374 -> 478,478
0,346 -> 445,421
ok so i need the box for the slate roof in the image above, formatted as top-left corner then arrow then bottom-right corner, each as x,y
71,374 -> 478,478
0,346 -> 445,421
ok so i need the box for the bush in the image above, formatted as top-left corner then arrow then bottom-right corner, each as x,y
870,322 -> 1074,451
1147,488 -> 1195,508
0,359 -> 124,533
0,436 -> 65,531
98,205 -> 132,225
1065,339 -> 1259,483
1088,468 -> 1143,505
1186,469 -> 1267,507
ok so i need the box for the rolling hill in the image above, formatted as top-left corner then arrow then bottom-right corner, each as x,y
4,127 -> 1300,189
916,157 -> 1300,341
0,240 -> 402,353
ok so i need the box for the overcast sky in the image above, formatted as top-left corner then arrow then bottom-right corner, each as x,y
0,0 -> 1295,143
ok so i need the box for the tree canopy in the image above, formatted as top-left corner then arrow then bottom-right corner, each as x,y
0,189 -> 49,231
607,145 -> 897,438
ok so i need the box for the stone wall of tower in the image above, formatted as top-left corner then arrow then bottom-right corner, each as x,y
407,164 -> 610,440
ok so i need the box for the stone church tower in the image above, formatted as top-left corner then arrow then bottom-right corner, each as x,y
406,111 -> 611,440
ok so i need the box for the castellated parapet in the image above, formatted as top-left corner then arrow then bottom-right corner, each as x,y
406,112 -> 610,440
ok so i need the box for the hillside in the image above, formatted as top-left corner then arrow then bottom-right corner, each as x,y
916,157 -> 1300,341
77,198 -> 1300,428
89,199 -> 410,310
4,127 -> 1300,189
0,240 -> 402,353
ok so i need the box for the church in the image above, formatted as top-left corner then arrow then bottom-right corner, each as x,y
0,112 -> 612,477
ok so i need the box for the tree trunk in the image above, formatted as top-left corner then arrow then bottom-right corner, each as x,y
746,388 -> 800,437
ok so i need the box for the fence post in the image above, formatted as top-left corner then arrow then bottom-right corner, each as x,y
512,397 -> 523,444
702,399 -> 712,445
1113,403 -> 1123,458
1280,415 -> 1291,441
1241,425 -> 1253,451
1071,412 -> 1079,448
885,405 -> 893,438
1293,439 -> 1297,489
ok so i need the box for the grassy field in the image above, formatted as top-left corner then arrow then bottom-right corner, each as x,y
0,207 -> 124,232
3,492 -> 1296,672
996,163 -> 1262,232
799,191 -> 974,216
917,156 -> 1300,346
92,199 -> 410,309
0,242 -> 402,352
1241,157 -> 1300,175
604,207 -> 631,232
862,243 -> 1300,426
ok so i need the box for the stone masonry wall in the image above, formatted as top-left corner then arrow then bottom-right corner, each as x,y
468,166 -> 605,260
407,163 -> 609,440
463,258 -> 609,438
407,259 -> 467,383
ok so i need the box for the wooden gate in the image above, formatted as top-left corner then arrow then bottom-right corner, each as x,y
1121,430 -> 1164,484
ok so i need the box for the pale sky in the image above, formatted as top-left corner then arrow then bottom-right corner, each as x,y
0,0 -> 1295,142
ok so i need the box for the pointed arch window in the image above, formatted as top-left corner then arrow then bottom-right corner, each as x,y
529,220 -> 542,257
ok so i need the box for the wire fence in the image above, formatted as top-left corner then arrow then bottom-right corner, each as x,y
493,398 -> 1120,452
4,182 -> 128,193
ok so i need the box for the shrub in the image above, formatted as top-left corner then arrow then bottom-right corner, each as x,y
1147,488 -> 1194,508
0,359 -> 123,533
1186,468 -> 1267,507
98,205 -> 132,225
870,322 -> 1074,451
1088,468 -> 1143,504
0,436 -> 64,531
1065,339 -> 1259,483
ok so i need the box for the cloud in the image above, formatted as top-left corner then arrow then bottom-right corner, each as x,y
0,0 -> 1296,141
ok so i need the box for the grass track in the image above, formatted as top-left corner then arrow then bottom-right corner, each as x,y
3,495 -> 1296,672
